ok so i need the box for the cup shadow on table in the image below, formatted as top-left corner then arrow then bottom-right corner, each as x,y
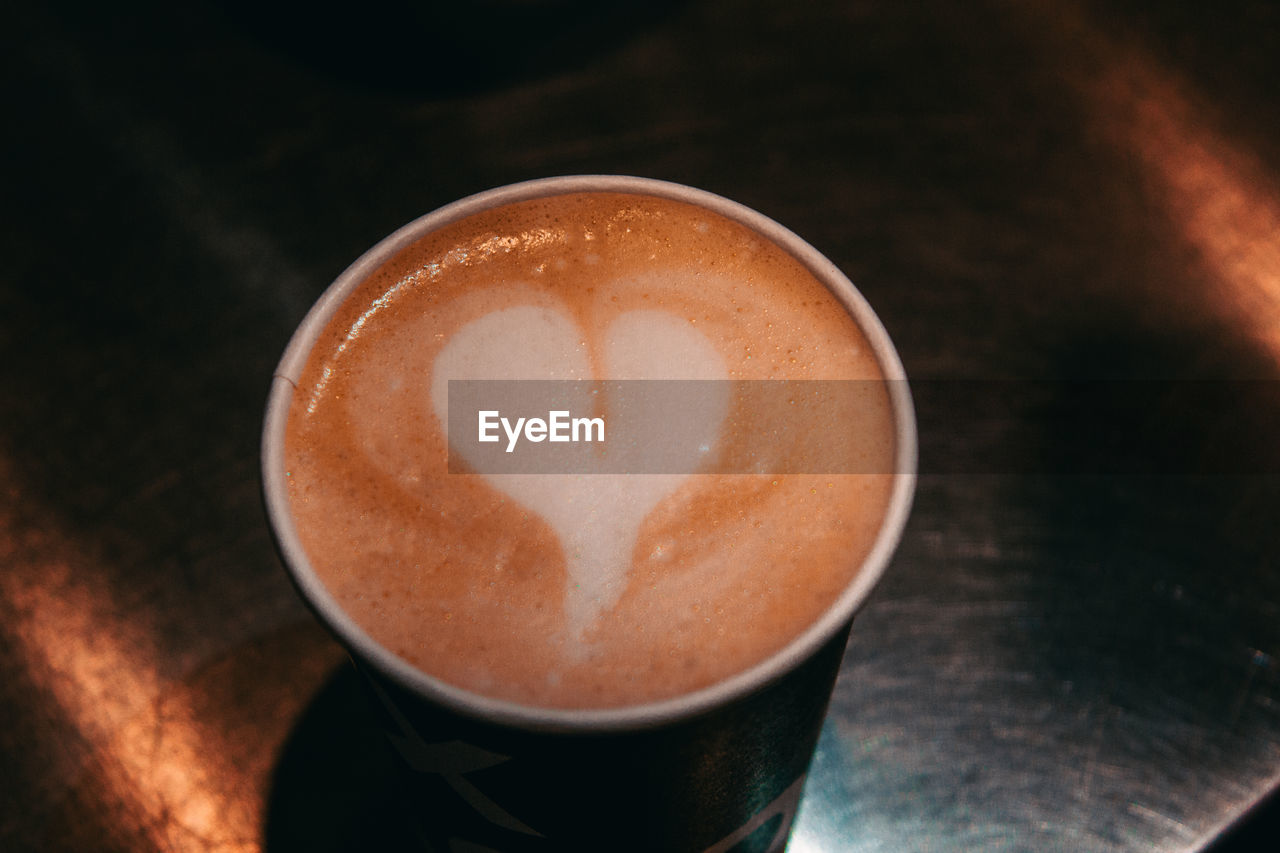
267,662 -> 610,852
264,661 -> 794,853
264,664 -> 432,853
269,660 -> 599,853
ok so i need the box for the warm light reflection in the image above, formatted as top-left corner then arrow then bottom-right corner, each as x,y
1101,63 -> 1280,362
1041,0 -> 1280,367
304,225 -> 568,415
0,453 -> 259,851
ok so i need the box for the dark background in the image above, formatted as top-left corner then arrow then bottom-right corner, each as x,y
2,1 -> 1278,850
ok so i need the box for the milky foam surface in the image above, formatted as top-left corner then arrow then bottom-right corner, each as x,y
284,191 -> 896,708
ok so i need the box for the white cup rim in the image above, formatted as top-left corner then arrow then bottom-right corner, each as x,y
261,175 -> 917,733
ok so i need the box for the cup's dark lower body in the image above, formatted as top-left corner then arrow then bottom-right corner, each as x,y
354,624 -> 853,853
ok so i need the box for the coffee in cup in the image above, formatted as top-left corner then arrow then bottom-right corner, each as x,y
282,186 -> 895,708
263,176 -> 915,852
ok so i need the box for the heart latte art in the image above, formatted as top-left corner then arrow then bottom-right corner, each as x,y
431,306 -> 730,645
285,191 -> 895,708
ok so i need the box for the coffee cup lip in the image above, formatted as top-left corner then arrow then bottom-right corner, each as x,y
262,174 -> 917,733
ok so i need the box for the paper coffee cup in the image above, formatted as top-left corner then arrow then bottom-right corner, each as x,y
262,176 -> 916,852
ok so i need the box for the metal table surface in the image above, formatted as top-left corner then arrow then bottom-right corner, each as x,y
3,0 -> 1278,850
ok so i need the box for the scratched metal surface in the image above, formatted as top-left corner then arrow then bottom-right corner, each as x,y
2,0 -> 1279,851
